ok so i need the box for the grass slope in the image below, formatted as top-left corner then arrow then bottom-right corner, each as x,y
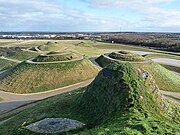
0,58 -> 17,71
0,63 -> 179,135
33,52 -> 78,62
6,50 -> 39,61
0,58 -> 98,93
96,55 -> 180,92
160,64 -> 180,73
109,51 -> 145,62
133,62 -> 180,92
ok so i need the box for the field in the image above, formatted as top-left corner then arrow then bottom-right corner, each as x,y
0,39 -> 49,47
37,40 -> 105,57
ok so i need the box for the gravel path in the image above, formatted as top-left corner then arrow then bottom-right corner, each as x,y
0,56 -> 22,63
152,58 -> 180,67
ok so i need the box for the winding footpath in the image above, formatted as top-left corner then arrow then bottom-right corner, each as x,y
0,56 -> 22,63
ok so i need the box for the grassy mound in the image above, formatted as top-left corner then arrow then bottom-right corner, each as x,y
109,51 -> 145,62
96,55 -> 180,92
95,55 -> 118,67
0,58 -> 98,93
32,52 -> 79,62
0,63 -> 179,134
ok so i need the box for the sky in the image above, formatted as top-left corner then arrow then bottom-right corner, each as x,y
0,0 -> 180,32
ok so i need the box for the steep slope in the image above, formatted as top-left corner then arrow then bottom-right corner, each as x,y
78,63 -> 179,122
0,58 -> 98,93
133,62 -> 180,92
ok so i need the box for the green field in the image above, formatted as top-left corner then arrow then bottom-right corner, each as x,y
37,40 -> 105,57
0,62 -> 179,135
0,39 -> 49,47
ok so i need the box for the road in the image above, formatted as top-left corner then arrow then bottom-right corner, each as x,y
152,58 -> 180,67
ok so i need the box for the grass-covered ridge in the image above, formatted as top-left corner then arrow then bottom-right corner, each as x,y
133,62 -> 180,92
160,64 -> 180,73
32,51 -> 79,62
0,62 -> 179,134
96,52 -> 180,92
0,58 -> 17,71
6,50 -> 39,61
109,50 -> 145,62
0,58 -> 98,93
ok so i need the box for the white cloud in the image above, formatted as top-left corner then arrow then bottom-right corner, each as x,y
88,0 -> 180,31
0,0 -> 179,32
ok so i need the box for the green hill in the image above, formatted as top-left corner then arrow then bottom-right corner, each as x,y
32,51 -> 79,62
109,50 -> 145,62
96,53 -> 180,92
0,62 -> 179,134
0,58 -> 98,93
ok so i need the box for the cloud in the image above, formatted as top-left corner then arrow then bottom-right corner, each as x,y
0,0 -> 179,32
87,0 -> 180,31
0,0 -> 132,31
